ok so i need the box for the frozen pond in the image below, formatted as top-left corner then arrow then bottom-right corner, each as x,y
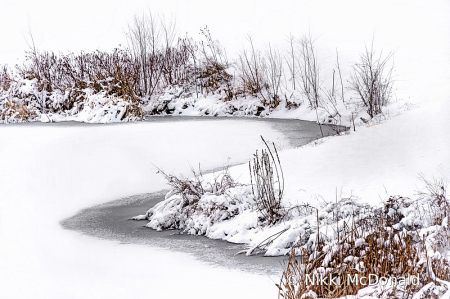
61,117 -> 341,276
0,116 -> 341,298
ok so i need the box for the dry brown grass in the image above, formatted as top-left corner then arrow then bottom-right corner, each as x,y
277,191 -> 450,299
0,65 -> 13,91
249,136 -> 285,225
0,98 -> 37,123
9,48 -> 144,119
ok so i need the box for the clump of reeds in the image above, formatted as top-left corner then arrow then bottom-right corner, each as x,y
278,180 -> 450,299
249,136 -> 285,225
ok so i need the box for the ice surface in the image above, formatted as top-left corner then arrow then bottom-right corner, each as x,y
0,120 -> 285,299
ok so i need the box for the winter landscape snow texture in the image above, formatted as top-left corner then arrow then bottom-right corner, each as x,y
1,0 -> 450,299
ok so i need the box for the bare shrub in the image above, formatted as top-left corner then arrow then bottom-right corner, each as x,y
261,44 -> 283,108
285,34 -> 297,92
249,136 -> 285,225
160,37 -> 194,87
350,40 -> 394,118
320,50 -> 346,132
237,37 -> 284,108
283,34 -> 351,129
237,36 -> 267,98
295,34 -> 324,136
296,35 -> 321,110
126,11 -> 177,99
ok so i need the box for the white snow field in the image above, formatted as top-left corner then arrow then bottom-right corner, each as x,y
228,95 -> 450,207
138,87 -> 450,259
0,120 -> 286,299
1,1 -> 450,299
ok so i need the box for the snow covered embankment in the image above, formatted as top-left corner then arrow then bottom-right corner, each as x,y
135,98 -> 450,258
2,78 -> 385,127
143,85 -> 389,129
135,173 -> 450,257
0,78 -> 141,124
134,97 -> 450,298
134,157 -> 450,299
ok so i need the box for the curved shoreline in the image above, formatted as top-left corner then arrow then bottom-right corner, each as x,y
61,191 -> 288,276
61,117 -> 341,276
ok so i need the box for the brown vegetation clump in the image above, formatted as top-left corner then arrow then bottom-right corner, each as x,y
249,136 -> 285,225
278,181 -> 450,299
1,13 -> 399,123
0,98 -> 37,123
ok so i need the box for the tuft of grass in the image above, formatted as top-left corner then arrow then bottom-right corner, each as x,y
249,136 -> 285,225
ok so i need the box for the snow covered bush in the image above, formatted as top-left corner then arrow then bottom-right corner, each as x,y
0,78 -> 40,123
134,144 -> 287,239
1,16 -> 395,126
0,48 -> 144,123
70,88 -> 142,123
133,167 -> 247,234
278,184 -> 450,299
0,96 -> 38,123
140,185 -> 256,235
0,77 -> 141,123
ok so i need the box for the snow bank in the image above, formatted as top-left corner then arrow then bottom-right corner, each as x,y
0,78 -> 141,124
134,79 -> 450,255
137,186 -> 450,257
143,85 -> 410,129
1,78 -> 405,128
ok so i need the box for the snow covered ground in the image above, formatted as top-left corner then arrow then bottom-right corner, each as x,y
0,120 -> 287,299
136,88 -> 450,254
230,96 -> 450,207
133,76 -> 450,299
1,0 -> 449,298
0,97 -> 447,299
